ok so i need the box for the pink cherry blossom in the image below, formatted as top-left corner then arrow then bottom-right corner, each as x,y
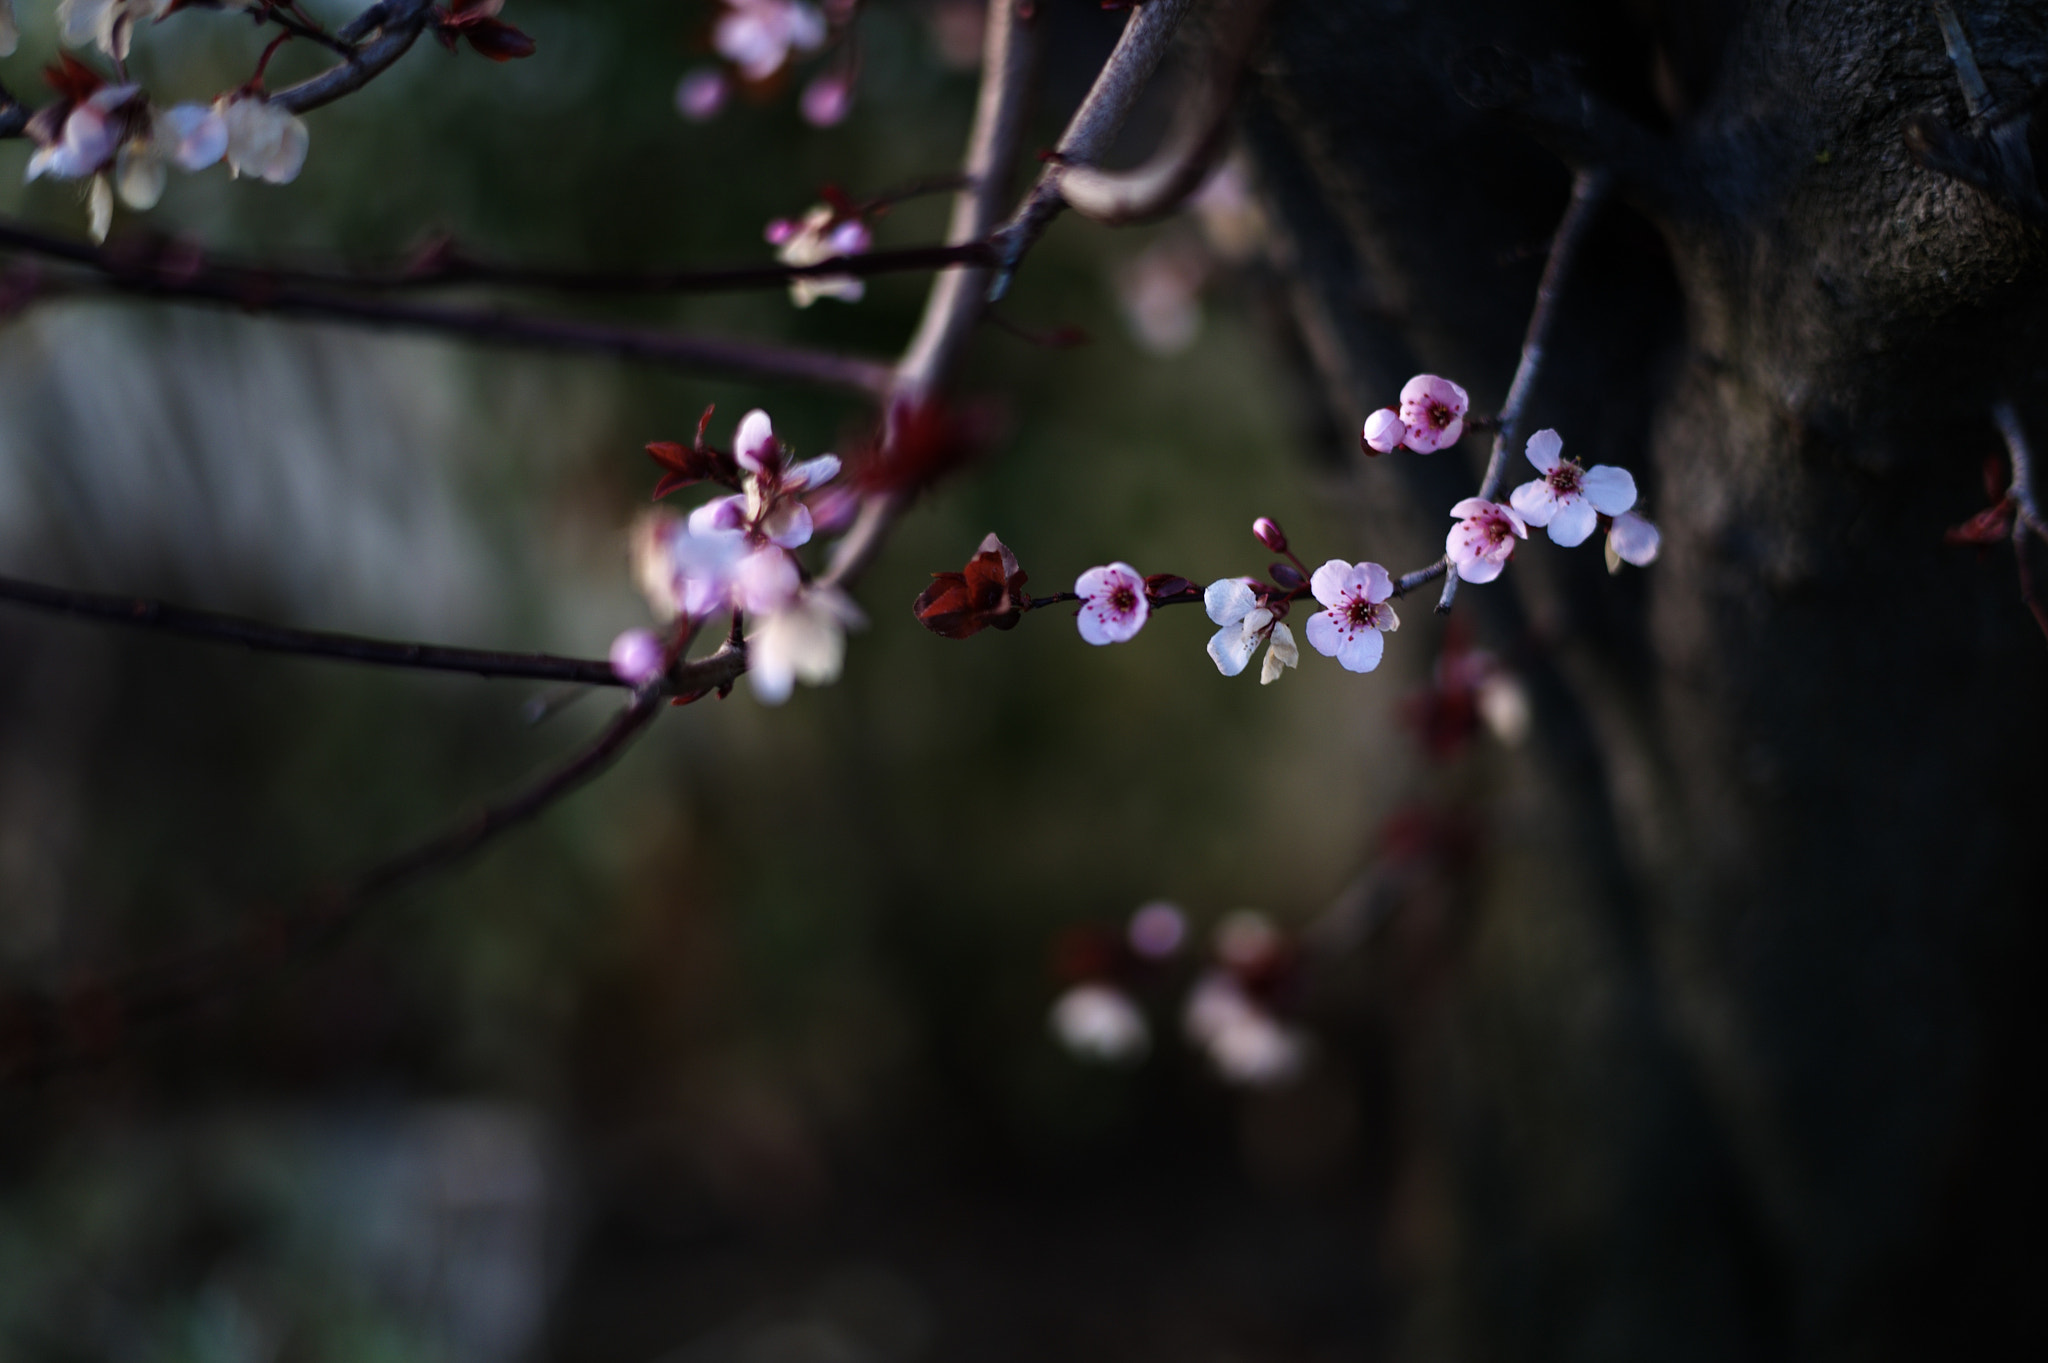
735,545 -> 802,615
1182,971 -> 1307,1087
1075,563 -> 1149,644
1398,374 -> 1469,453
1304,559 -> 1399,673
675,67 -> 730,122
800,70 -> 853,127
1446,498 -> 1528,584
1605,509 -> 1662,573
1507,429 -> 1638,547
713,0 -> 827,82
1362,407 -> 1406,455
609,628 -> 666,686
1204,577 -> 1297,682
1049,983 -> 1150,1063
1128,902 -> 1187,958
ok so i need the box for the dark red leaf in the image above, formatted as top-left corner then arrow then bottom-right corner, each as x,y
465,20 -> 537,61
1946,499 -> 2016,546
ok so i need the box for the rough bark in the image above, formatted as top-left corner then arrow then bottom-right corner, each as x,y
1248,1 -> 2048,1357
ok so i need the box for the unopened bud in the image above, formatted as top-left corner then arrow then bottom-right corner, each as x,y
1270,561 -> 1305,590
1252,517 -> 1288,553
1362,407 -> 1405,455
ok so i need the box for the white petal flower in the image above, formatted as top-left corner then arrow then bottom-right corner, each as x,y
1049,983 -> 1150,1064
747,582 -> 864,705
1605,509 -> 1662,572
775,205 -> 868,307
1182,972 -> 1307,1087
157,103 -> 229,171
218,95 -> 309,184
714,0 -> 828,81
1446,499 -> 1527,584
1508,429 -> 1640,547
1260,621 -> 1298,684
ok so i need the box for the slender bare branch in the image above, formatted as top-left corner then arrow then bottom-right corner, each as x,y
986,0 -> 1199,299
0,570 -> 748,693
1990,399 -> 2048,642
0,682 -> 671,1083
47,270 -> 895,394
0,219 -> 994,295
825,0 -> 1042,586
1436,167 -> 1609,613
1058,0 -> 1275,227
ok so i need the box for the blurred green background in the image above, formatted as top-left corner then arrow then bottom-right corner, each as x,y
0,3 -> 1498,1358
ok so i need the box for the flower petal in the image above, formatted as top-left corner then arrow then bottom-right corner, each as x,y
1303,609 -> 1344,659
733,409 -> 776,472
1335,626 -> 1385,673
1206,622 -> 1258,676
784,453 -> 840,491
1547,495 -> 1598,547
1204,576 -> 1256,626
1358,561 -> 1393,602
1455,552 -> 1505,584
1308,559 -> 1354,609
762,499 -> 814,548
1509,478 -> 1559,525
1608,510 -> 1662,566
1581,463 -> 1639,515
1525,428 -> 1563,473
1449,496 -> 1494,519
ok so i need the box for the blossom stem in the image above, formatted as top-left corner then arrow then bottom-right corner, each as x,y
1990,399 -> 2048,642
1436,166 -> 1610,614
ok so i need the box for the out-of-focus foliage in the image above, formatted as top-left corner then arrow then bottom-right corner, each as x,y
0,3 -> 1470,1358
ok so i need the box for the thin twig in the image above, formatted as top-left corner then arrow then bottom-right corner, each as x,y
1930,1 -> 1996,126
0,684 -> 669,1083
1436,167 -> 1609,613
0,571 -> 748,693
272,0 -> 433,115
46,270 -> 895,395
1059,0 -> 1275,226
986,0 -> 1199,299
0,220 -> 994,295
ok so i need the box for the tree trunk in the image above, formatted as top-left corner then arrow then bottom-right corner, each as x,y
1247,1 -> 2048,1356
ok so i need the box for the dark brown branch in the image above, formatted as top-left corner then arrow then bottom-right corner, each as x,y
0,570 -> 753,692
0,683 -> 669,1083
1437,167 -> 1609,613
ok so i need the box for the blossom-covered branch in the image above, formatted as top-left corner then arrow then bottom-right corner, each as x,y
0,681 -> 667,1084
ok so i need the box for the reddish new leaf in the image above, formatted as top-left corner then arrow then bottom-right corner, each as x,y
914,533 -> 1031,638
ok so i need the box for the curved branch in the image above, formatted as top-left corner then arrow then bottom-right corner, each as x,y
0,683 -> 669,1083
986,0 -> 1199,299
272,0 -> 434,115
1058,0 -> 1275,227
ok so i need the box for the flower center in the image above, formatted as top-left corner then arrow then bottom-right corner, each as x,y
1345,597 -> 1376,628
1548,461 -> 1583,494
1486,517 -> 1512,547
1427,401 -> 1454,430
1110,585 -> 1137,614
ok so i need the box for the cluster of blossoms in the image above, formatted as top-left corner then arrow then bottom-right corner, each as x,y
675,0 -> 858,129
615,407 -> 863,705
25,55 -> 307,240
1048,903 -> 1310,1088
764,201 -> 872,307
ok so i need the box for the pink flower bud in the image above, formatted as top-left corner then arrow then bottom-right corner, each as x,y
1362,407 -> 1405,455
609,628 -> 666,686
1252,517 -> 1288,553
675,68 -> 729,122
800,71 -> 853,128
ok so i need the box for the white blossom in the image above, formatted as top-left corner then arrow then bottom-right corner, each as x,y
713,0 -> 827,82
1507,429 -> 1639,547
1074,563 -> 1149,645
57,0 -> 171,63
1302,560 -> 1399,674
748,582 -> 864,705
1049,983 -> 1150,1064
217,94 -> 309,185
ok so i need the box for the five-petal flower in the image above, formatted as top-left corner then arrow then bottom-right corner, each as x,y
1303,560 -> 1399,673
1507,429 -> 1638,547
1075,563 -> 1149,644
1446,499 -> 1529,584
